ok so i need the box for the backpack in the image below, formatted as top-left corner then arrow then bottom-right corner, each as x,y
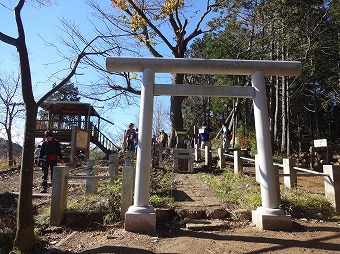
227,131 -> 232,141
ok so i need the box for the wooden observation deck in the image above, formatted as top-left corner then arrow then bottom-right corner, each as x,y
36,101 -> 119,163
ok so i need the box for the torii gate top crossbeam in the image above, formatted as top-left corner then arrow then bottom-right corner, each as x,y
106,57 -> 302,76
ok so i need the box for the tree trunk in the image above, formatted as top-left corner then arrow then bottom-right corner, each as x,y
286,79 -> 290,156
274,41 -> 280,152
14,106 -> 37,251
269,29 -> 275,151
281,75 -> 287,154
170,73 -> 185,147
6,129 -> 14,167
13,0 -> 37,251
313,80 -> 320,138
269,75 -> 275,150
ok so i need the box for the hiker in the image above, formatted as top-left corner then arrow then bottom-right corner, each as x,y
200,122 -> 214,149
159,130 -> 168,148
222,122 -> 232,153
152,134 -> 157,145
124,123 -> 136,152
39,130 -> 64,193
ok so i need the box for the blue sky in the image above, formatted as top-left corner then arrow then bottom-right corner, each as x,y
1,1 -> 116,98
0,1 -> 169,144
1,0 -> 215,145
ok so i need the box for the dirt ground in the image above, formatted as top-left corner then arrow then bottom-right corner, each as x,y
0,164 -> 340,254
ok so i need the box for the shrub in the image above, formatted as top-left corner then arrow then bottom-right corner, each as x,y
149,194 -> 175,209
235,125 -> 257,153
201,170 -> 261,210
202,169 -> 335,219
280,187 -> 335,219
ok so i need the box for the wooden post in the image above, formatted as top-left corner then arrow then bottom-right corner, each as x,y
121,166 -> 135,220
85,160 -> 97,195
218,148 -> 226,169
70,126 -> 77,165
159,143 -> 163,162
234,149 -> 243,174
194,143 -> 201,161
283,158 -> 297,188
193,126 -> 199,146
125,151 -> 134,167
109,153 -> 119,185
274,165 -> 281,204
205,145 -> 211,168
50,166 -> 69,226
323,165 -> 340,213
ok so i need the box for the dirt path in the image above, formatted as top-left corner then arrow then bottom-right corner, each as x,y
46,170 -> 340,253
173,173 -> 224,211
1,167 -> 340,253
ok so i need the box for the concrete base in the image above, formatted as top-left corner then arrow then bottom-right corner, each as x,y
125,205 -> 156,233
252,207 -> 292,231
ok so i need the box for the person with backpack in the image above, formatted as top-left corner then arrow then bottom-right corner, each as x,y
200,122 -> 214,149
124,123 -> 136,152
39,130 -> 64,193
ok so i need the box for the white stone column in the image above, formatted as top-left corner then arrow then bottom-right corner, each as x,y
121,166 -> 135,220
85,160 -> 97,195
251,71 -> 291,230
323,165 -> 340,213
194,143 -> 201,161
108,153 -> 119,185
50,166 -> 69,226
218,148 -> 226,169
125,68 -> 156,233
283,158 -> 297,188
234,149 -> 243,174
252,71 -> 279,208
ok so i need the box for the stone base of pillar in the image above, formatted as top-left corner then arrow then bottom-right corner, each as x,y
125,205 -> 156,233
252,207 -> 291,231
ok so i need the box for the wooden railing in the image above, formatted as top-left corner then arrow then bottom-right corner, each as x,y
90,124 -> 120,152
36,119 -> 89,131
36,119 -> 120,152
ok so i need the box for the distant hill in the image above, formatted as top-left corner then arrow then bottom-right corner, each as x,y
0,138 -> 22,157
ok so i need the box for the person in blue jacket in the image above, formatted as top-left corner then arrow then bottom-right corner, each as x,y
200,122 -> 214,149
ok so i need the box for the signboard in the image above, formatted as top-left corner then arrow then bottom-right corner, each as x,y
314,139 -> 327,148
76,130 -> 89,149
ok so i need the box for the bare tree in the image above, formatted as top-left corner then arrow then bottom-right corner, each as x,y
0,71 -> 25,167
0,1 -> 121,251
72,0 -> 232,145
153,98 -> 170,136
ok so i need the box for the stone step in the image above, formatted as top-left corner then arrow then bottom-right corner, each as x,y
185,219 -> 229,231
177,208 -> 230,220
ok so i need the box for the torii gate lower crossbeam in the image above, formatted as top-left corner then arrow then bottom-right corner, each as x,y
106,57 -> 302,233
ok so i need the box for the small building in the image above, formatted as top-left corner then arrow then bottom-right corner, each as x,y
36,101 -> 118,164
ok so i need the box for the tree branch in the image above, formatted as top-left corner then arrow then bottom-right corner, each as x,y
37,35 -> 112,105
0,32 -> 17,46
126,0 -> 175,51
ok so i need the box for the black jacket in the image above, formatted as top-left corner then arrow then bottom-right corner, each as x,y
39,138 -> 63,162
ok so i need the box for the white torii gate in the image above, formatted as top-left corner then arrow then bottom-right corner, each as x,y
106,57 -> 302,233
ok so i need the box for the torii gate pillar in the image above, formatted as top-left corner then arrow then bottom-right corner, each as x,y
251,71 -> 291,230
124,68 -> 156,233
